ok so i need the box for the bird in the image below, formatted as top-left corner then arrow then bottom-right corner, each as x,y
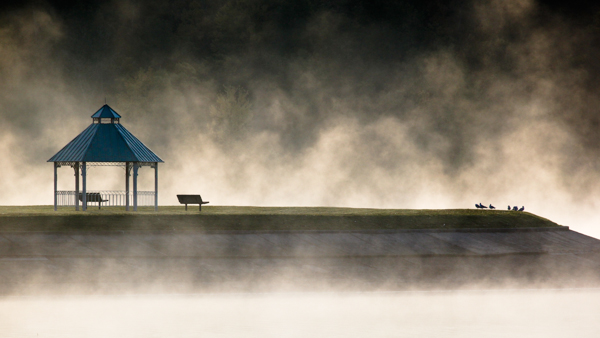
475,204 -> 481,209
508,205 -> 511,210
479,203 -> 488,209
519,206 -> 524,211
512,206 -> 518,211
489,204 -> 495,209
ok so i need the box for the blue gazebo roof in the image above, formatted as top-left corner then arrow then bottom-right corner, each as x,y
91,104 -> 121,118
48,105 -> 163,163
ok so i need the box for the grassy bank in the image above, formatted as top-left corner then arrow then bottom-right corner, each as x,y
0,206 -> 561,232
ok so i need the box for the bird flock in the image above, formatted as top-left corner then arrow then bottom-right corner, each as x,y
475,203 -> 524,211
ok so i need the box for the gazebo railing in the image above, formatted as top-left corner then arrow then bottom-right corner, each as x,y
56,190 -> 155,207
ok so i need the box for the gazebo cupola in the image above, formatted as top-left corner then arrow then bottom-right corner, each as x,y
48,104 -> 164,211
91,104 -> 121,124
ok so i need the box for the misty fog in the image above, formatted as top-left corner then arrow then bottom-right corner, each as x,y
3,290 -> 600,337
1,0 -> 600,235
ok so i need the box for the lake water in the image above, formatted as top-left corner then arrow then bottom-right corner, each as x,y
1,288 -> 599,338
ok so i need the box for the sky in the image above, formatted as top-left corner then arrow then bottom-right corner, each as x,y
2,0 -> 600,236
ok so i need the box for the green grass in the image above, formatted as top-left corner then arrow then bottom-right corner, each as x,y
0,205 -> 561,233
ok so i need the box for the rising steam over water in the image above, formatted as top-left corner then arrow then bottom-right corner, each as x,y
1,0 -> 600,235
2,289 -> 600,337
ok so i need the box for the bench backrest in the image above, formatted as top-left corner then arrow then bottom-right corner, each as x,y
177,195 -> 204,204
78,192 -> 104,202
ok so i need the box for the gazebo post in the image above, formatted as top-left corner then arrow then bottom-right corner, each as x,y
82,162 -> 87,211
125,162 -> 130,211
133,162 -> 138,211
74,162 -> 80,211
54,162 -> 58,211
154,162 -> 158,211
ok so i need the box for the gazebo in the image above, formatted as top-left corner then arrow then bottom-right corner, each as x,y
48,104 -> 164,211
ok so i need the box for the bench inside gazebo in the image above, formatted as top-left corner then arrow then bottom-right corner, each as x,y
48,104 -> 164,211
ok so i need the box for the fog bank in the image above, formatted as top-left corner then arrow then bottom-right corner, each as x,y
1,0 -> 600,236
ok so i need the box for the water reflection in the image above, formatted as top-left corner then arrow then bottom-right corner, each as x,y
1,289 -> 599,338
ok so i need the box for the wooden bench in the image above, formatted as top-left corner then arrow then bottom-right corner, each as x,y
79,192 -> 108,209
177,195 -> 209,211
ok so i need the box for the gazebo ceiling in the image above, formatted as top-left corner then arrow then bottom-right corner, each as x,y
48,104 -> 163,163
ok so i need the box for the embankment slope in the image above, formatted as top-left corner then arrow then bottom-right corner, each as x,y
0,206 -> 598,294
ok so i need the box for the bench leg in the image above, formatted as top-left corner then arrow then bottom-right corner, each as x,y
185,204 -> 188,211
199,204 -> 201,212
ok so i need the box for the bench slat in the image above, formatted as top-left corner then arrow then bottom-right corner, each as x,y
78,193 -> 108,202
177,195 -> 208,204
